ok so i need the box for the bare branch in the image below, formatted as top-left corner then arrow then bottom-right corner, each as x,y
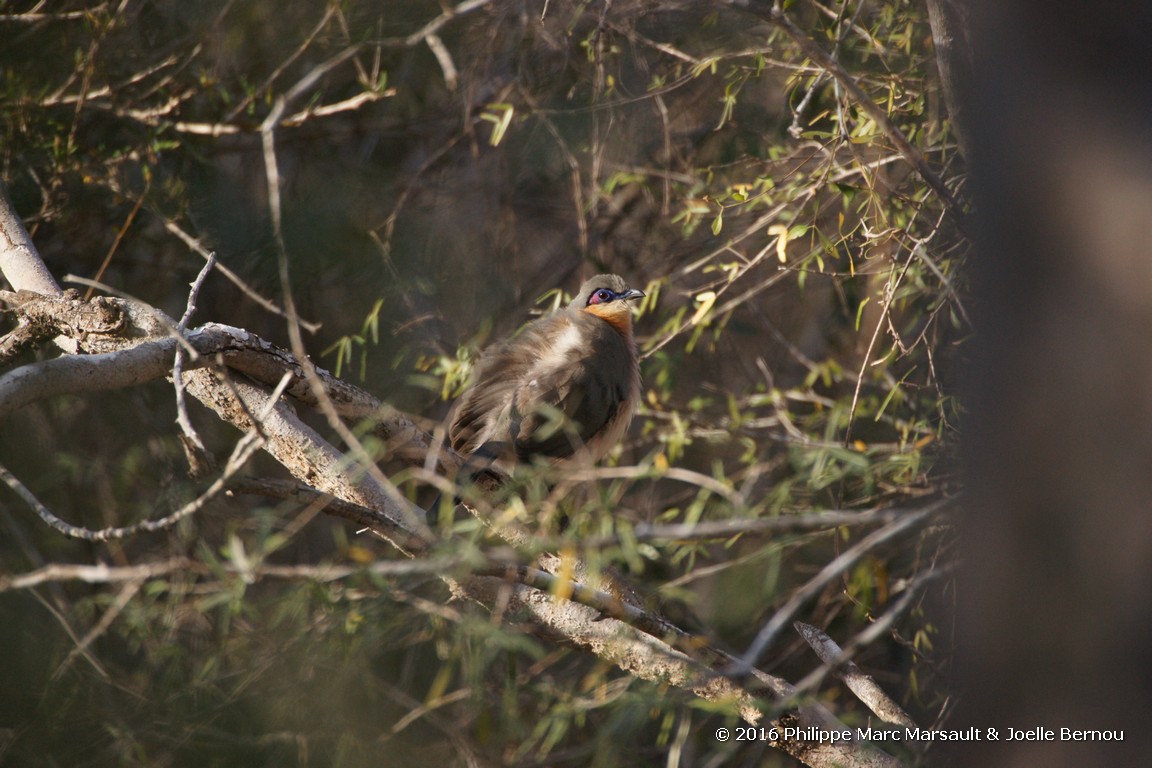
0,556 -> 458,593
389,0 -> 496,47
0,374 -> 286,542
795,622 -> 918,728
846,250 -> 915,444
0,7 -> 108,23
99,89 -> 395,137
173,254 -> 216,474
0,302 -> 381,421
52,579 -> 143,680
0,181 -> 60,295
0,288 -> 430,544
599,507 -> 911,546
160,218 -> 321,332
184,372 -> 431,546
0,559 -> 194,592
735,500 -> 948,674
793,562 -> 956,699
222,3 -> 339,123
425,34 -> 459,91
0,333 -> 175,418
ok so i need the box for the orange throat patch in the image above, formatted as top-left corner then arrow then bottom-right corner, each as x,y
583,301 -> 635,336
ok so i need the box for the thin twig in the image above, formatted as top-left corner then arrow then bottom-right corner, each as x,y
259,53 -> 434,541
733,499 -> 947,674
30,591 -> 109,679
844,250 -> 915,445
0,373 -> 292,542
52,579 -> 144,681
425,33 -> 458,91
223,3 -> 338,123
159,218 -> 320,332
389,0 -> 496,47
173,254 -> 216,475
84,179 -> 148,301
0,7 -> 107,22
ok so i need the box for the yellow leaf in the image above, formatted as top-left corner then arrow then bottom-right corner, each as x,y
767,224 -> 789,262
690,290 -> 716,325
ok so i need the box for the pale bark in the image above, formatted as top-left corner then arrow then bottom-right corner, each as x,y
0,183 -> 59,295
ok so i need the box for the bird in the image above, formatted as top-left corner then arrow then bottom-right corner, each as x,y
448,274 -> 645,478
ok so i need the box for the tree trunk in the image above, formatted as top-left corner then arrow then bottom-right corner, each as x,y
960,2 -> 1152,765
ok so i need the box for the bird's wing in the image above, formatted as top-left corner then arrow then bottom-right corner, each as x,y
448,327 -> 538,458
510,312 -> 634,461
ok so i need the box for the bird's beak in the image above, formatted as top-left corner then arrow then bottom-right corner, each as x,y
620,288 -> 645,301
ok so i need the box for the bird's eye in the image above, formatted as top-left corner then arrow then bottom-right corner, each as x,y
589,289 -> 614,305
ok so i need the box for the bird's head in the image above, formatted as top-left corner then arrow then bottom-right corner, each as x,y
571,274 -> 645,334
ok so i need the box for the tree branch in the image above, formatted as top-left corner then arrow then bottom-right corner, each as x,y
795,622 -> 918,728
0,182 -> 59,295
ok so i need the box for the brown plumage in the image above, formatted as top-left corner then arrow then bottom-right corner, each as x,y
449,274 -> 644,471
